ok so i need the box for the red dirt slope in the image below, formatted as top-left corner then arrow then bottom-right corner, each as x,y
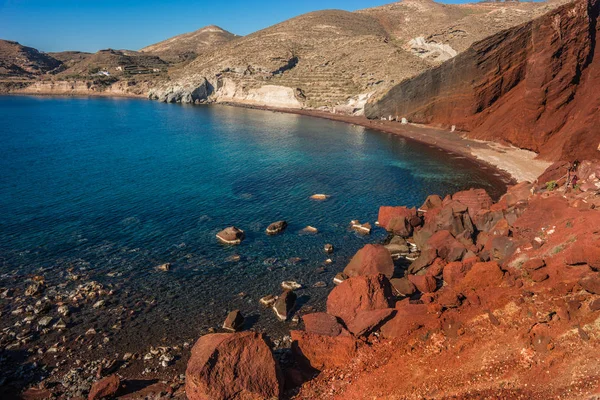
365,0 -> 600,162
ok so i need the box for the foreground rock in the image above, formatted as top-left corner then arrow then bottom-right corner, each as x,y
343,244 -> 394,278
216,226 -> 245,245
291,330 -> 360,371
302,313 -> 346,337
186,332 -> 282,400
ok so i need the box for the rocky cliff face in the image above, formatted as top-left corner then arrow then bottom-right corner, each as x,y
365,0 -> 600,161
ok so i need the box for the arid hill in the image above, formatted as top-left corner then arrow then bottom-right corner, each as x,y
149,0 -> 569,109
140,25 -> 239,63
365,0 -> 600,161
0,39 -> 61,78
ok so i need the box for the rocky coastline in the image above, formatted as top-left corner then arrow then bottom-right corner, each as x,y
4,157 -> 600,399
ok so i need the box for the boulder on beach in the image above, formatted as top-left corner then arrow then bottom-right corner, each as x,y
327,274 -> 394,325
266,220 -> 288,235
343,244 -> 394,278
222,310 -> 244,332
302,312 -> 345,337
378,206 -> 419,237
186,332 -> 282,400
216,226 -> 245,245
291,330 -> 360,371
273,290 -> 297,321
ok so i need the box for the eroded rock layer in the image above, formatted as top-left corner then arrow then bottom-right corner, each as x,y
365,0 -> 600,161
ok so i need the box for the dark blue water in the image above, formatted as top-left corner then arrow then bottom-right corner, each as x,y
0,96 -> 505,344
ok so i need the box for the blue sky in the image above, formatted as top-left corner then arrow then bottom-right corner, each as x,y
0,0 -> 471,53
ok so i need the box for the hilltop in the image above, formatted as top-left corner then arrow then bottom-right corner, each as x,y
149,0 -> 569,109
0,40 -> 61,78
140,25 -> 238,63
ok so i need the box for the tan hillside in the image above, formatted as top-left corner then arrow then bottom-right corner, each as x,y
151,0 -> 571,110
140,25 -> 239,63
0,39 -> 62,78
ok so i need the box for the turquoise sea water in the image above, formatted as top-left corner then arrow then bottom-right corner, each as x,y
0,96 -> 505,343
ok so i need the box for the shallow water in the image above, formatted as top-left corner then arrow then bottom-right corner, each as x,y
0,96 -> 505,346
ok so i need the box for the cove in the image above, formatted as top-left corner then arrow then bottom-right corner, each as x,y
0,95 -> 506,347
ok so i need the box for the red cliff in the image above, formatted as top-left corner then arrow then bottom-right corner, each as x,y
365,0 -> 600,161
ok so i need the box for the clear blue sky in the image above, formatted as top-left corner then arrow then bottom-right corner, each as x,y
0,0 -> 470,53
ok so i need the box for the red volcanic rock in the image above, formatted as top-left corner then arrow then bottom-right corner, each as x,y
502,182 -> 533,207
408,274 -> 437,293
346,308 -> 396,337
291,330 -> 360,370
579,274 -> 600,294
365,0 -> 600,161
426,258 -> 446,278
565,242 -> 600,269
590,299 -> 600,312
343,244 -> 394,278
380,302 -> 431,339
408,248 -> 437,274
459,262 -> 504,290
524,258 -> 546,271
485,236 -> 519,263
378,206 -> 419,236
88,374 -> 120,400
420,195 -> 443,211
436,288 -> 462,309
390,277 -> 416,296
302,313 -> 345,337
443,261 -> 470,286
490,218 -> 511,237
452,189 -> 493,218
426,230 -> 466,262
185,332 -> 282,400
327,274 -> 394,325
473,209 -> 505,233
530,269 -> 550,282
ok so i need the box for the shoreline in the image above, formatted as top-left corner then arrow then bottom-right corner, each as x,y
222,102 -> 550,184
2,91 -> 549,183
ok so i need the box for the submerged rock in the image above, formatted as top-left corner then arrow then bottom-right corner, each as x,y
216,227 -> 245,245
301,226 -> 318,234
310,194 -> 330,201
156,262 -> 171,272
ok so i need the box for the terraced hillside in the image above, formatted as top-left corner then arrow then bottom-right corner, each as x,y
151,0 -> 570,110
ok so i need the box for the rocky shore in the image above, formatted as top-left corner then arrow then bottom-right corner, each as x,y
4,159 -> 599,399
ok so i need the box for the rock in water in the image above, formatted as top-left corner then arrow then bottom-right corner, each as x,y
273,290 -> 297,321
333,272 -> 348,285
281,281 -> 302,290
343,244 -> 394,278
310,194 -> 330,200
260,294 -> 277,307
301,226 -> 318,234
185,332 -> 282,400
324,244 -> 334,253
88,374 -> 120,400
266,220 -> 288,235
222,310 -> 244,332
350,220 -> 372,234
156,262 -> 171,271
216,226 -> 245,245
